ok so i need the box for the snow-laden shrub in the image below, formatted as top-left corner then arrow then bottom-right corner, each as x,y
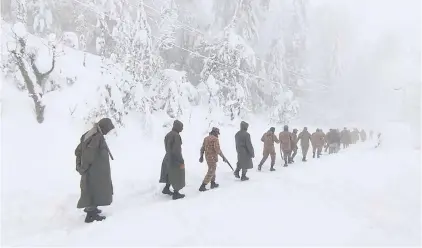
61,32 -> 79,49
269,89 -> 299,124
148,69 -> 197,118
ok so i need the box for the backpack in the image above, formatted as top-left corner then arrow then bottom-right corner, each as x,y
74,131 -> 91,174
75,138 -> 84,174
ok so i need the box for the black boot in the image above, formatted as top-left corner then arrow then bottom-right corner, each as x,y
257,164 -> 262,171
283,161 -> 288,167
84,207 -> 102,214
270,166 -> 276,171
313,152 -> 315,158
84,211 -> 106,223
241,170 -> 249,181
199,183 -> 208,192
172,191 -> 185,200
162,184 -> 173,195
234,169 -> 240,178
302,157 -> 307,162
210,181 -> 219,189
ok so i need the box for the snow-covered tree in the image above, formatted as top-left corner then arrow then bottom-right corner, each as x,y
7,22 -> 57,123
279,0 -> 309,94
148,69 -> 197,118
155,0 -> 177,53
236,0 -> 260,45
10,0 -> 28,23
269,88 -> 299,124
86,58 -> 126,126
32,0 -> 53,36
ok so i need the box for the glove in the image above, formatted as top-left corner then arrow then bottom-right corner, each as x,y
180,164 -> 185,169
199,156 -> 204,163
222,156 -> 228,163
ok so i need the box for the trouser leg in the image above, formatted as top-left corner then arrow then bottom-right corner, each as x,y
270,151 -> 276,168
203,162 -> 217,185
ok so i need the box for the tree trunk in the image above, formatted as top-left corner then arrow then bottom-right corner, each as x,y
14,53 -> 45,123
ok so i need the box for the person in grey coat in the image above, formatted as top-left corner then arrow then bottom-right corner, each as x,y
159,120 -> 186,200
234,121 -> 254,181
75,117 -> 115,223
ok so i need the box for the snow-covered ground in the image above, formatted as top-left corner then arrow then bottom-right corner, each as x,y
1,20 -> 420,247
1,77 -> 420,245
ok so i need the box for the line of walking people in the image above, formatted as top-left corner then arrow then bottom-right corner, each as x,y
74,118 -> 371,223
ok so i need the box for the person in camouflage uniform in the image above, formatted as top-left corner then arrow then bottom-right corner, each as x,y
297,127 -> 312,161
257,127 -> 280,171
290,128 -> 299,163
279,125 -> 293,167
199,127 -> 228,192
311,128 -> 325,158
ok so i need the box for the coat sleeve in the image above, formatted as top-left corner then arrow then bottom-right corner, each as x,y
171,134 -> 185,166
80,134 -> 101,173
200,139 -> 205,156
246,133 -> 255,158
273,134 -> 280,144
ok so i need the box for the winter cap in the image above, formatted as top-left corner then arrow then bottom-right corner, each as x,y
211,127 -> 220,135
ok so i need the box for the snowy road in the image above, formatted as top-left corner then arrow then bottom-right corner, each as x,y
6,142 -> 420,246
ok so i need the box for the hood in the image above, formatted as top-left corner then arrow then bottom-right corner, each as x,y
172,120 -> 184,133
269,127 -> 275,133
98,118 -> 115,135
240,121 -> 249,131
283,125 -> 288,131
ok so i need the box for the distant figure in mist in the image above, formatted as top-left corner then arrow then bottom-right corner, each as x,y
369,130 -> 374,140
75,118 -> 115,223
340,127 -> 350,149
290,128 -> 299,163
351,128 -> 360,144
325,129 -> 337,154
311,129 -> 325,158
375,133 -> 382,148
360,129 -> 367,142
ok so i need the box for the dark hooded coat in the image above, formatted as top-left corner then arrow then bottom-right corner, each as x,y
76,118 -> 115,209
159,120 -> 185,191
235,121 -> 254,169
